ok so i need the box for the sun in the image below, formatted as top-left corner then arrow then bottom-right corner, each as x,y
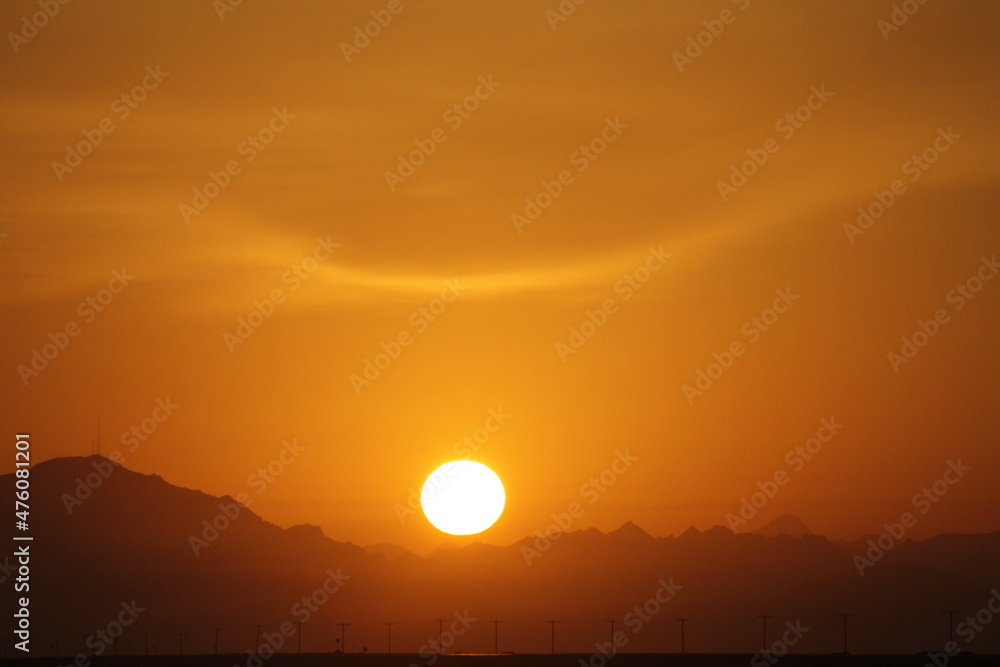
421,460 -> 505,535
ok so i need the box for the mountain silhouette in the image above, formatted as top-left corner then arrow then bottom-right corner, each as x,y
3,456 -> 998,657
364,543 -> 417,561
752,514 -> 814,539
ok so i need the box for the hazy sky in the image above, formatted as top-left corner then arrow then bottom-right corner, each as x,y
2,0 -> 999,553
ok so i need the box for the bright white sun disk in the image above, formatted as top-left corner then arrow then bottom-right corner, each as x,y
420,461 -> 505,535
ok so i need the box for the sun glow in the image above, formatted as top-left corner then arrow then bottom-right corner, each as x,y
420,461 -> 506,535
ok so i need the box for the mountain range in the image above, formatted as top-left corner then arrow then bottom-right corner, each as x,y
2,456 -> 997,657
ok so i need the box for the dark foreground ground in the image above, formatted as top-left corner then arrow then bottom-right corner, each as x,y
1,653 -> 995,667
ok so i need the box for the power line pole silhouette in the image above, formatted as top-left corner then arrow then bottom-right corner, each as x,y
838,614 -> 853,653
548,620 -> 558,654
606,620 -> 616,654
435,619 -> 445,654
337,622 -> 349,653
213,627 -> 220,654
757,615 -> 773,652
255,624 -> 262,651
676,617 -> 690,655
297,621 -> 303,654
945,610 -> 960,645
493,620 -> 500,654
385,622 -> 394,653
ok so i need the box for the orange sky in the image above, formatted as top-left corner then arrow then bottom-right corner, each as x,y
2,0 -> 999,554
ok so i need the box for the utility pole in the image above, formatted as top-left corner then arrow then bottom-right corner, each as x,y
838,614 -> 853,654
297,621 -> 303,654
493,620 -> 500,654
255,625 -> 262,650
337,622 -> 349,653
435,619 -> 445,654
676,617 -> 690,655
548,620 -> 558,654
757,615 -> 773,652
946,610 -> 960,645
606,620 -> 616,654
385,622 -> 394,653
214,627 -> 220,654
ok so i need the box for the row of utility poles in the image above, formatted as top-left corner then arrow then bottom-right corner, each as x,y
159,622 -> 349,657
62,611 -> 966,656
145,619 -> 529,656
352,613 -> 898,655
555,611 -> 960,655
